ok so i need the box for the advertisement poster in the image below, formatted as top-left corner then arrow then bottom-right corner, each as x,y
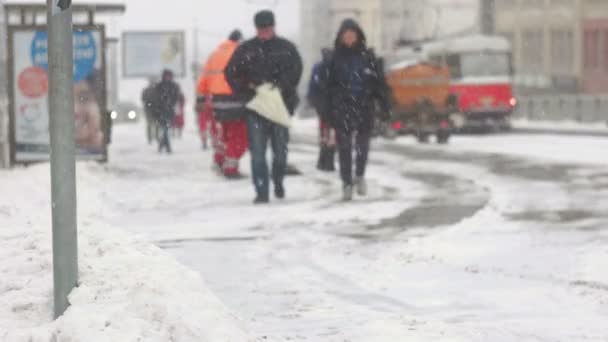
123,31 -> 185,78
10,27 -> 106,162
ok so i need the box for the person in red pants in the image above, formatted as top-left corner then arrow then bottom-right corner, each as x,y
220,120 -> 248,176
197,30 -> 247,178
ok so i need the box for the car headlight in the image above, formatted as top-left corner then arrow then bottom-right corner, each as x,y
110,111 -> 118,120
128,110 -> 137,120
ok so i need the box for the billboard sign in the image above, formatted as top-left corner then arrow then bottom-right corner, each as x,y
9,26 -> 107,163
123,31 -> 186,78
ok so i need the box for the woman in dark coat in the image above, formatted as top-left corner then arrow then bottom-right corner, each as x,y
326,19 -> 389,201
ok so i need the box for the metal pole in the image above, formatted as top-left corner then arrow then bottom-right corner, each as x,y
47,0 -> 78,319
193,23 -> 199,81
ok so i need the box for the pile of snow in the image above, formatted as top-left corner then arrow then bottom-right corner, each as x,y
0,164 -> 254,341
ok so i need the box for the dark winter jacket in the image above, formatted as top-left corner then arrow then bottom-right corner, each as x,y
225,35 -> 303,115
325,19 -> 390,132
141,84 -> 158,118
155,79 -> 180,122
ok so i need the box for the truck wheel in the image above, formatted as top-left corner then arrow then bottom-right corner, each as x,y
437,130 -> 451,144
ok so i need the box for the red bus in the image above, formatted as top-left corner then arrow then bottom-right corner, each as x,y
390,35 -> 516,130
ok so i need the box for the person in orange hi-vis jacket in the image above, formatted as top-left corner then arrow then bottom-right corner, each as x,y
196,29 -> 248,178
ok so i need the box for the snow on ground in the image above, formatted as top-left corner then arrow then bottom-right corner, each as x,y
0,135 -> 254,341
3,119 -> 608,341
115,123 -> 608,340
101,121 -> 607,341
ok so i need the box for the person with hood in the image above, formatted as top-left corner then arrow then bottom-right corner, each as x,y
307,48 -> 335,172
197,29 -> 247,178
156,69 -> 181,154
325,19 -> 390,201
225,10 -> 303,203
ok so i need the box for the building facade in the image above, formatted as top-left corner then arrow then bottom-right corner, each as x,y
581,0 -> 608,94
495,0 -> 608,94
299,0 -> 423,86
1,0 -> 9,168
0,0 -> 6,98
299,0 -> 479,64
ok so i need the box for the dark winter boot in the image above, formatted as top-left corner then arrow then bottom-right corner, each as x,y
274,183 -> 285,199
325,147 -> 336,172
254,196 -> 270,205
317,146 -> 327,171
224,172 -> 245,180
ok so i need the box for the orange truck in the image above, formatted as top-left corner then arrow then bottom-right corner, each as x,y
385,60 -> 457,143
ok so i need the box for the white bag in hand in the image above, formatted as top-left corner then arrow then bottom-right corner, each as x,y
246,83 -> 292,128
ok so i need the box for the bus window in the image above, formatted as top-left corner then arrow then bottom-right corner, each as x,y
446,54 -> 462,79
460,52 -> 511,77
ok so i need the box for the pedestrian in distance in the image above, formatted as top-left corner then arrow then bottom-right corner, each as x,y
324,19 -> 391,201
225,10 -> 303,204
141,77 -> 159,145
197,29 -> 248,178
155,69 -> 181,154
307,48 -> 336,172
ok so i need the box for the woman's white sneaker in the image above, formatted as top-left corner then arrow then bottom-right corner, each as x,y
355,177 -> 367,196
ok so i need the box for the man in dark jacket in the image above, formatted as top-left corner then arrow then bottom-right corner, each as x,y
225,10 -> 303,204
325,19 -> 390,201
155,69 -> 180,154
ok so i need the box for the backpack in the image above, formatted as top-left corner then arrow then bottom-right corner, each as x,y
307,53 -> 333,118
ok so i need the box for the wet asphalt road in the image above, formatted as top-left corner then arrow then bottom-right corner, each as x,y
380,138 -> 608,228
293,131 -> 608,232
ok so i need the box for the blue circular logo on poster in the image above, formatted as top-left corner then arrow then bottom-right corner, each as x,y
31,30 -> 97,82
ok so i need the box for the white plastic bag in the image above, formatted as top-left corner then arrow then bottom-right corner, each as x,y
246,83 -> 292,128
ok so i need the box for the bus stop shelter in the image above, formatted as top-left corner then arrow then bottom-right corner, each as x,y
0,1 -> 125,167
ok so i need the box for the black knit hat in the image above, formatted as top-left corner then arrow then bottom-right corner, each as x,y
254,10 -> 275,28
228,29 -> 243,42
162,69 -> 173,80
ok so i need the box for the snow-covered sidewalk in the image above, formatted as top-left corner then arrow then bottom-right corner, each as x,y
0,145 -> 254,341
